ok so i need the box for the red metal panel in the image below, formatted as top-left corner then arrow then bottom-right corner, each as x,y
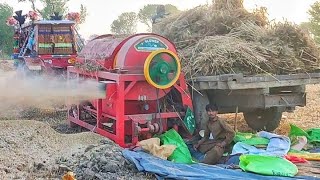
91,82 -> 117,117
25,55 -> 77,70
124,81 -> 168,100
124,101 -> 157,115
42,57 -> 76,68
115,35 -> 148,69
76,33 -> 178,72
115,34 -> 177,71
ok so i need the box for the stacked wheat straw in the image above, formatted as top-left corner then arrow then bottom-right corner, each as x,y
153,0 -> 320,78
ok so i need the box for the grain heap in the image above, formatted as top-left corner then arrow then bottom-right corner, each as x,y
153,0 -> 320,78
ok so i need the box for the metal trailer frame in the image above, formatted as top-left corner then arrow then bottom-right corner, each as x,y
190,73 -> 320,131
190,73 -> 320,112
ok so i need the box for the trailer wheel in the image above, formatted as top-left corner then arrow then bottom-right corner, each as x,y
243,107 -> 282,132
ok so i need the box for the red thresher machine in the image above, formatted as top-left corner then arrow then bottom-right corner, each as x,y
67,33 -> 196,148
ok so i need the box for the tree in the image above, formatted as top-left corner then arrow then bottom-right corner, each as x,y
308,1 -> 320,43
110,12 -> 138,35
138,4 -> 180,31
17,0 -> 87,24
300,22 -> 312,33
37,0 -> 70,20
79,4 -> 88,24
0,3 -> 14,56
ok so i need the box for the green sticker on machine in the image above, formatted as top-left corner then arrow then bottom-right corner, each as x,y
135,38 -> 168,51
183,107 -> 196,134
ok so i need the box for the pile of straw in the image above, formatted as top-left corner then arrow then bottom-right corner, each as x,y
153,0 -> 320,78
74,60 -> 104,72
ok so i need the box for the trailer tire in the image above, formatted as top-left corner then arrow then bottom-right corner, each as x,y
243,107 -> 282,132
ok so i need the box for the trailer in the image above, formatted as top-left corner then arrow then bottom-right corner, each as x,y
191,73 -> 320,131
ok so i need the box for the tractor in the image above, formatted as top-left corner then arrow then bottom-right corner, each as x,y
8,10 -> 83,77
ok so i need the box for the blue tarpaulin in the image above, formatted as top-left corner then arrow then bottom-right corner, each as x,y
122,149 -> 319,180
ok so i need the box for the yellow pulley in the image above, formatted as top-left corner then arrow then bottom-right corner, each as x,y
144,49 -> 181,89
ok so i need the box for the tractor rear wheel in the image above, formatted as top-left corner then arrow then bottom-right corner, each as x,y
16,59 -> 42,77
16,60 -> 30,77
243,107 -> 283,132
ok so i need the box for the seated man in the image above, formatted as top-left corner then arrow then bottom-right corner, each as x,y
193,104 -> 235,165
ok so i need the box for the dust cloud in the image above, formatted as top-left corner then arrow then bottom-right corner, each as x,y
0,69 -> 106,111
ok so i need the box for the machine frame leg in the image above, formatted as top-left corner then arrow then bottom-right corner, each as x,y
116,80 -> 126,147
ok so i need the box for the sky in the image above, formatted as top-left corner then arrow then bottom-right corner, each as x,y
0,0 -> 317,39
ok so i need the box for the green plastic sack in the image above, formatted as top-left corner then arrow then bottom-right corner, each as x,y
159,129 -> 193,164
306,128 -> 320,144
289,124 -> 320,145
234,132 -> 269,146
239,154 -> 298,177
289,124 -> 309,139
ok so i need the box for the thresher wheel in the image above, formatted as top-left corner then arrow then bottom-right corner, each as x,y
144,50 -> 181,89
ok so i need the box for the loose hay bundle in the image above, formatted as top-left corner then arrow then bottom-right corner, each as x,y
180,34 -> 306,77
180,36 -> 272,76
270,22 -> 320,66
153,0 -> 320,78
153,1 -> 267,46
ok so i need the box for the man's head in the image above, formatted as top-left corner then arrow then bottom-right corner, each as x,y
205,104 -> 218,119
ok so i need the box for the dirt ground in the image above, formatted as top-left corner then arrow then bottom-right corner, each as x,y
0,60 -> 13,72
0,120 -> 104,179
283,84 -> 320,129
0,61 -> 153,179
0,60 -> 320,179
